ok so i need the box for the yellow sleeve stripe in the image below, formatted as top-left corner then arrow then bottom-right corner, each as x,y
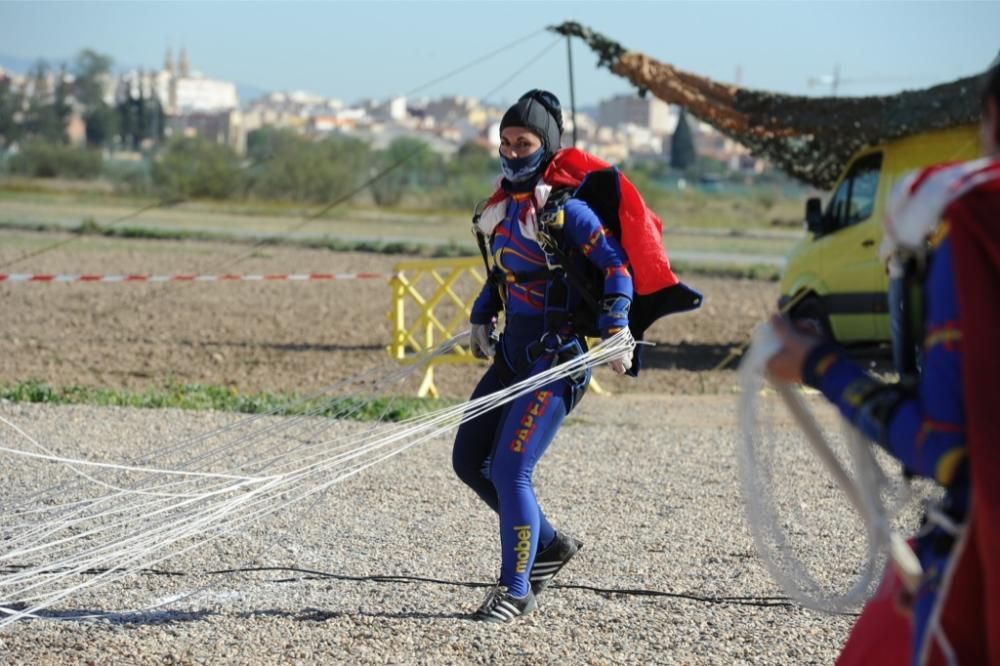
814,353 -> 837,377
925,328 -> 962,350
928,220 -> 950,249
934,448 -> 966,486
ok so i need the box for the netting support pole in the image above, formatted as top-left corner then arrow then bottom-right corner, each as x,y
566,35 -> 578,148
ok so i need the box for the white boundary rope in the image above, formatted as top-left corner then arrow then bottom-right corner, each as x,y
0,272 -> 393,284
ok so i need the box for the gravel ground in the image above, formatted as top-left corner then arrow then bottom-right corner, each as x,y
0,394 -> 882,665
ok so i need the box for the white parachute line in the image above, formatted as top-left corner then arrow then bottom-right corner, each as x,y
2,490 -> 188,557
216,333 -> 471,475
0,476 -> 287,626
0,476 -> 259,566
0,360 -> 434,564
772,373 -> 921,594
1,334 -> 608,572
202,332 -> 628,490
267,333 -> 629,479
0,464 -> 280,568
0,470 -> 245,554
0,336 -> 447,514
0,331 -> 633,625
155,373 -> 418,476
2,441 -> 418,617
0,477 -> 267,578
0,472 -> 285,598
738,328 -> 880,611
0,425 -> 275,483
4,330 -> 460,508
0,394 -> 434,576
233,331 -> 627,480
223,380 -> 438,477
737,322 -> 921,612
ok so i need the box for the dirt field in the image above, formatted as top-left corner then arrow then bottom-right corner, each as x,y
1,229 -> 892,665
0,229 -> 778,397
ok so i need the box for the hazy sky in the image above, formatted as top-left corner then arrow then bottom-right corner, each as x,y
1,1 -> 997,107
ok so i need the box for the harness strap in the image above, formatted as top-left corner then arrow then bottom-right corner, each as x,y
474,188 -> 607,337
491,267 -> 559,284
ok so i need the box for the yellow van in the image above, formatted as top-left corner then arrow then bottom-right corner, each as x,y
779,124 -> 981,344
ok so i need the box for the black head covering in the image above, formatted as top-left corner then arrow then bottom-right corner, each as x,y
500,89 -> 563,155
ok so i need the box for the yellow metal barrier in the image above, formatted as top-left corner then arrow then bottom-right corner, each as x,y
388,257 -> 485,397
388,257 -> 607,398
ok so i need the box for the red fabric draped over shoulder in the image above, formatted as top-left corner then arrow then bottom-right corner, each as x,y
543,148 -> 678,295
947,178 -> 1000,665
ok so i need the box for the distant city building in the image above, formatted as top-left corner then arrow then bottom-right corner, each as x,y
598,94 -> 676,135
2,48 -> 769,172
169,110 -> 245,154
113,48 -> 244,152
243,91 -> 360,136
171,77 -> 239,114
151,49 -> 239,114
421,96 -> 488,126
369,96 -> 408,122
563,112 -> 597,148
620,123 -> 663,154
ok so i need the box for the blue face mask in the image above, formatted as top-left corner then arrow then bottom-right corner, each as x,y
500,146 -> 545,183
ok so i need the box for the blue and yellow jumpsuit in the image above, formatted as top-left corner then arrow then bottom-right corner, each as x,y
452,192 -> 632,598
802,231 -> 966,664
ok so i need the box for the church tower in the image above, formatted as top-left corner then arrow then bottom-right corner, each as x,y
163,48 -> 174,75
178,47 -> 190,78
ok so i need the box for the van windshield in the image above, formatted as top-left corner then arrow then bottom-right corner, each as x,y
825,152 -> 883,231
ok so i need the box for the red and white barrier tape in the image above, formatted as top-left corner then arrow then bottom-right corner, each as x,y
0,272 -> 393,284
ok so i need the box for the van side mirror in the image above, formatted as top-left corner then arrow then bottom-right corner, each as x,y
805,197 -> 824,234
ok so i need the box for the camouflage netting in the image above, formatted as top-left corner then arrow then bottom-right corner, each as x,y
551,21 -> 982,189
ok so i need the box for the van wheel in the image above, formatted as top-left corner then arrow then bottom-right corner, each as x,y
791,296 -> 832,339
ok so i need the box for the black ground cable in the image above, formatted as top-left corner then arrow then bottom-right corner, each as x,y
2,563 -> 800,611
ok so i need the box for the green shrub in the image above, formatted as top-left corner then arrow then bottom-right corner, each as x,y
432,173 -> 494,212
7,140 -> 103,179
104,157 -> 153,195
245,133 -> 371,204
0,380 -> 454,422
152,137 -> 241,200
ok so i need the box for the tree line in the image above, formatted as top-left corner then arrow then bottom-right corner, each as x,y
0,48 -> 500,208
153,128 -> 499,210
0,49 -> 161,153
0,48 -> 779,211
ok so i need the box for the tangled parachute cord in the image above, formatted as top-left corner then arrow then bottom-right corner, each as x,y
737,323 -> 921,613
0,330 -> 635,627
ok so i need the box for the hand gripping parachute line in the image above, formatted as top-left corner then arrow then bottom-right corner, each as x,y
736,323 -> 921,613
0,329 -> 635,628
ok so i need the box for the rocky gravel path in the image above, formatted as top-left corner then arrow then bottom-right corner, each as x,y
0,395 -> 874,665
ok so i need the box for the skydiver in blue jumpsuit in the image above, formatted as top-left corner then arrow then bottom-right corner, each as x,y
794,233 -> 968,663
452,91 -> 634,623
766,59 -> 1000,663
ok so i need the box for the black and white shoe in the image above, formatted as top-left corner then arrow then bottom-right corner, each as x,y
530,532 -> 584,595
472,583 -> 537,623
